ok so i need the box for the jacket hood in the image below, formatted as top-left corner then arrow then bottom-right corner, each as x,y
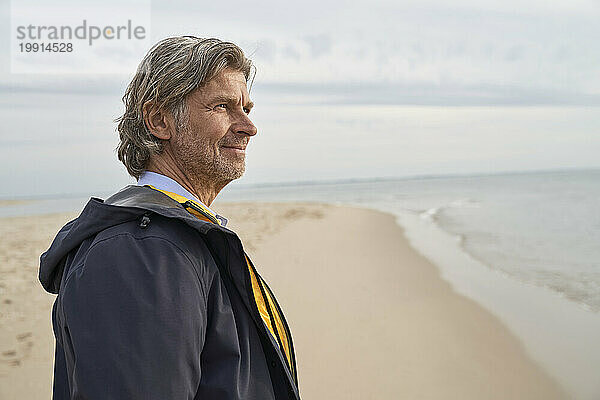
39,196 -> 147,294
39,185 -> 232,295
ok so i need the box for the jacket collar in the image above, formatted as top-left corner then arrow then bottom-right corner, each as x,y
104,184 -> 243,280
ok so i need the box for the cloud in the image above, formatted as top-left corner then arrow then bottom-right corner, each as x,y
282,44 -> 301,60
256,81 -> 600,106
0,75 -> 126,96
3,73 -> 600,107
254,39 -> 277,61
504,45 -> 524,62
303,33 -> 332,58
2,0 -> 599,102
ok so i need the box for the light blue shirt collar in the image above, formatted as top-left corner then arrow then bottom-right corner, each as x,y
137,171 -> 228,227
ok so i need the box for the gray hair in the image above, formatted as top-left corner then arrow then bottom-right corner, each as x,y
115,36 -> 254,179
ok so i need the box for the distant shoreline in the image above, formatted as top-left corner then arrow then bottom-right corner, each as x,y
1,166 -> 598,202
0,199 -> 35,207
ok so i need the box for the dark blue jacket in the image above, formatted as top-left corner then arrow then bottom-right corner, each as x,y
39,185 -> 300,400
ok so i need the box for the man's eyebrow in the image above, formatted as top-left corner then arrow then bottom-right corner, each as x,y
210,95 -> 254,110
209,95 -> 236,104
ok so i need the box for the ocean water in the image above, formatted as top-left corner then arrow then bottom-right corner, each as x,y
221,169 -> 600,312
220,168 -> 600,398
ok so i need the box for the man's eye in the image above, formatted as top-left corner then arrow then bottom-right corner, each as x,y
243,108 -> 251,114
215,104 -> 227,110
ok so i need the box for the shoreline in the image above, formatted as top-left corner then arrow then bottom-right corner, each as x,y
391,207 -> 600,400
0,202 -> 568,399
216,201 -> 567,399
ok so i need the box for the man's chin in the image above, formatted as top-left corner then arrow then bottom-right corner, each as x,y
214,162 -> 245,181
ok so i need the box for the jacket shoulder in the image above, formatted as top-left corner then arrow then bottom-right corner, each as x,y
70,212 -> 218,297
94,212 -> 203,254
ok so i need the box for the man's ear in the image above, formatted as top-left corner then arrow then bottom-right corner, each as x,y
142,100 -> 174,140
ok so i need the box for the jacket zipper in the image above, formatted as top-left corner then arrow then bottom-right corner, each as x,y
258,275 -> 299,386
182,200 -> 221,225
242,253 -> 299,398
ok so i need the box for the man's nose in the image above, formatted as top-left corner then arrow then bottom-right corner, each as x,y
233,112 -> 257,137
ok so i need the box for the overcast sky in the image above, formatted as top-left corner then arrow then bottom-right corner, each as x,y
1,0 -> 599,198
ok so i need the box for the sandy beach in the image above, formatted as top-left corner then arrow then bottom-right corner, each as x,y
0,202 -> 567,399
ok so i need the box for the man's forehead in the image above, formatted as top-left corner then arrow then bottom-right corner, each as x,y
192,69 -> 250,100
206,69 -> 247,91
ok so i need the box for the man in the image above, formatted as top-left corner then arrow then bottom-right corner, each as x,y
39,36 -> 300,400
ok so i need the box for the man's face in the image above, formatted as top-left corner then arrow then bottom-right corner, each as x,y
171,68 -> 256,184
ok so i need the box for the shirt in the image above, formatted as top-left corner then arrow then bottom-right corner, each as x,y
137,171 -> 228,226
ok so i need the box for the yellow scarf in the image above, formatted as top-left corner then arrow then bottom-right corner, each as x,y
144,185 -> 293,375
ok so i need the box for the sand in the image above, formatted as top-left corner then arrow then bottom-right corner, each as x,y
0,200 -> 34,207
0,202 -> 567,399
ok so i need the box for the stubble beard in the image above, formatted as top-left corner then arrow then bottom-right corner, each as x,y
173,119 -> 246,186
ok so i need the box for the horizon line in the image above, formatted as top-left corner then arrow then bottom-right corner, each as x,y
1,166 -> 598,201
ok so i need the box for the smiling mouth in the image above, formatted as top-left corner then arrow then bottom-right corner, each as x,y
221,145 -> 246,154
